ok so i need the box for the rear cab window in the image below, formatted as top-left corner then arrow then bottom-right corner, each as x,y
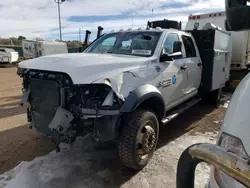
181,35 -> 197,58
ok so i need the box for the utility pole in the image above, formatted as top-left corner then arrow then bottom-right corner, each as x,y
79,28 -> 81,42
54,0 -> 65,41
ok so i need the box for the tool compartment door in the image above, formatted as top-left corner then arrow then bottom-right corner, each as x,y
189,28 -> 232,92
212,30 -> 232,90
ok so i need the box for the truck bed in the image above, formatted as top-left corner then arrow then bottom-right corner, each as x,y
186,28 -> 232,92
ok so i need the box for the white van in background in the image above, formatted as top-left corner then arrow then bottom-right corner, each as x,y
185,11 -> 250,88
22,39 -> 68,59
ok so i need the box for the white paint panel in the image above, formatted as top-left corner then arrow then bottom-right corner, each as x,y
212,53 -> 226,90
211,30 -> 232,90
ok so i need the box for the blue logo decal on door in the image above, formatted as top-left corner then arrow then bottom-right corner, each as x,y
172,75 -> 176,84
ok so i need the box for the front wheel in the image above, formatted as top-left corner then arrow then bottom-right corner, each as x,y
118,110 -> 159,170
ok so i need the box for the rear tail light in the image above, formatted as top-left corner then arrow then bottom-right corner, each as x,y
214,133 -> 249,188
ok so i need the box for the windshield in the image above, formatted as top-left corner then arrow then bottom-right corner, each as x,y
84,31 -> 162,57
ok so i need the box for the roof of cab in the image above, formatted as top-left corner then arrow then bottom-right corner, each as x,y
108,28 -> 181,34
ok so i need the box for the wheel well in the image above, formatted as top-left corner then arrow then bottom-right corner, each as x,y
137,97 -> 165,120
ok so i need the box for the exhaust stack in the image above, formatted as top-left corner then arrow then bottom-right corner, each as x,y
84,30 -> 91,46
97,26 -> 104,39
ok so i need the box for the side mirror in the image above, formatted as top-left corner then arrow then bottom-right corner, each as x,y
160,51 -> 183,62
160,53 -> 173,62
225,0 -> 250,31
173,41 -> 182,53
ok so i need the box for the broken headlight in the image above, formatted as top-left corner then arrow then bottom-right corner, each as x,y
68,84 -> 119,109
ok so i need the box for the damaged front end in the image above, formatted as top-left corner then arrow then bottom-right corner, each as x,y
17,68 -> 123,149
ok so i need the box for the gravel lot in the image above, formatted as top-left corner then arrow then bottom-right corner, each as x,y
0,67 -> 228,188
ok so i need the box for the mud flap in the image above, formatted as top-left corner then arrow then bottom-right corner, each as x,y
20,87 -> 30,105
49,106 -> 74,133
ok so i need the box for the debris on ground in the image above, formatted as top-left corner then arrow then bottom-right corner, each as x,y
219,93 -> 232,109
0,131 -> 218,188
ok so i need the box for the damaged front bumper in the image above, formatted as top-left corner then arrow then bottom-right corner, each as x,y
24,94 -> 122,146
18,69 -> 123,146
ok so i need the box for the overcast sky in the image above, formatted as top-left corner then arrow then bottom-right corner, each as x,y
0,0 -> 224,41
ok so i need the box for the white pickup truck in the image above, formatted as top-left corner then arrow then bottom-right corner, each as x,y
17,21 -> 232,170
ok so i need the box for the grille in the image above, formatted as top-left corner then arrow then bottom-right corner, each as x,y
29,78 -> 60,136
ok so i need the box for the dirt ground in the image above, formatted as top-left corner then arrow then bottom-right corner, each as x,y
0,67 -> 55,174
0,67 -> 227,188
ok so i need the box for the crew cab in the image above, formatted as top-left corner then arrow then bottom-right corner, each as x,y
17,21 -> 232,170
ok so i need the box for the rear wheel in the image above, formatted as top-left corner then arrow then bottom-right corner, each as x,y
118,110 -> 159,170
210,88 -> 222,106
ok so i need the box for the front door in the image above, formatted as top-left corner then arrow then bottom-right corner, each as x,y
158,33 -> 187,109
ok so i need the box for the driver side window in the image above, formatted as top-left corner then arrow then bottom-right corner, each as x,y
163,33 -> 180,54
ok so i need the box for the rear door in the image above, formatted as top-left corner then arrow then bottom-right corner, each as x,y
158,33 -> 188,108
180,34 -> 202,96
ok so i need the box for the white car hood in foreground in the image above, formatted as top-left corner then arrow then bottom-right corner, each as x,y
220,72 -> 250,156
19,53 -> 157,98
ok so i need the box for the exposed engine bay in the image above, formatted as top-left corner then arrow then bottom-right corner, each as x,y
18,68 -> 123,150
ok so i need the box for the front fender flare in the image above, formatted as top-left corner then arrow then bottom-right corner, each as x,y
120,84 -> 165,119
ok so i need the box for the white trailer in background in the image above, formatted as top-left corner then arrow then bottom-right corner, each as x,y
22,39 -> 68,59
0,48 -> 19,64
185,11 -> 250,88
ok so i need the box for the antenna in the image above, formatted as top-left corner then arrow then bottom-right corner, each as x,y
152,0 -> 155,19
132,14 -> 134,28
131,10 -> 138,28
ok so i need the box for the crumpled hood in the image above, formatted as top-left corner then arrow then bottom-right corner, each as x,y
18,53 -> 150,84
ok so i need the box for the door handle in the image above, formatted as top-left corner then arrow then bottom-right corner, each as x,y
181,65 -> 188,70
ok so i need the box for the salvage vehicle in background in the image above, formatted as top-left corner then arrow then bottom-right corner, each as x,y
186,11 -> 250,89
0,48 -> 19,64
176,68 -> 250,188
17,20 -> 231,170
22,38 -> 68,59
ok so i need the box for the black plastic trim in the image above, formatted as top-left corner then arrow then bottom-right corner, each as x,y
120,84 -> 165,119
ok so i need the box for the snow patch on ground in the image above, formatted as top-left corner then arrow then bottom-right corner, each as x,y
0,131 -> 218,188
220,93 -> 232,109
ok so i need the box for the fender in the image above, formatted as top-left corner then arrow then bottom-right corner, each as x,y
120,84 -> 165,119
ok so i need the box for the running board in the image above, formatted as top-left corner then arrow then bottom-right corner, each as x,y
161,97 -> 201,125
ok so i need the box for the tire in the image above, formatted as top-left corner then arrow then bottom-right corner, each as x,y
118,110 -> 159,170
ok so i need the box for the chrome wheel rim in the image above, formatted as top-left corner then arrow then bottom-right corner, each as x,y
137,120 -> 156,160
